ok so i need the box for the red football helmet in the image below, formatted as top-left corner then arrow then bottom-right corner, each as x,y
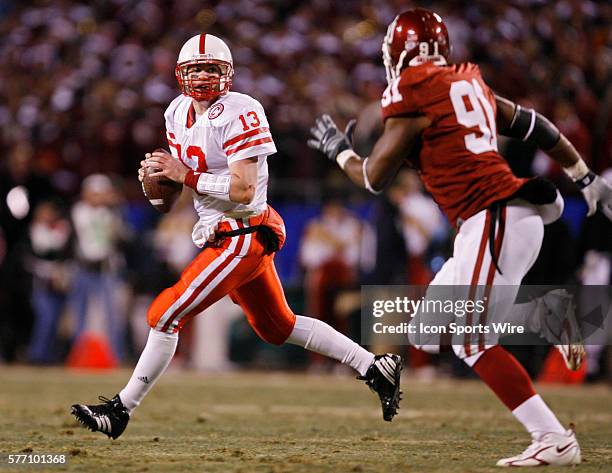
382,8 -> 450,84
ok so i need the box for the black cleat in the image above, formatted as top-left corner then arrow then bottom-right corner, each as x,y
358,354 -> 403,421
71,395 -> 130,439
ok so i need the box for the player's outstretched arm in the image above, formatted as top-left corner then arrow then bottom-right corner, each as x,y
308,114 -> 429,193
495,95 -> 612,220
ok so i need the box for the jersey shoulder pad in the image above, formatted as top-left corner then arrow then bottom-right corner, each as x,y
462,62 -> 481,76
398,63 -> 442,89
164,94 -> 189,123
381,66 -> 434,117
211,92 -> 264,126
217,92 -> 275,161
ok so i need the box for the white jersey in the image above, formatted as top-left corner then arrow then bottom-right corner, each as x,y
164,91 -> 276,245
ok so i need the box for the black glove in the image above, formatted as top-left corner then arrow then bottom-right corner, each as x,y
307,114 -> 356,163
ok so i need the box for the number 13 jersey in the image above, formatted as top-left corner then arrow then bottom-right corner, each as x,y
164,91 -> 277,226
381,62 -> 526,226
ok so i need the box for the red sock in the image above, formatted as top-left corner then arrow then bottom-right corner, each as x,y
472,346 -> 536,410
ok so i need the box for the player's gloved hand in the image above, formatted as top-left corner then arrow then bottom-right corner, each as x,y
307,114 -> 356,163
579,173 -> 612,220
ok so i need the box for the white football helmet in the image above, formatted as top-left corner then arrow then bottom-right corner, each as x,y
175,33 -> 234,101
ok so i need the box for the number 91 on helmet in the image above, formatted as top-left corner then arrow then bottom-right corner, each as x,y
382,8 -> 450,85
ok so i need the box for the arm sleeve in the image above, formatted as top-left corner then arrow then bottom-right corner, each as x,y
221,101 -> 277,164
497,104 -> 561,151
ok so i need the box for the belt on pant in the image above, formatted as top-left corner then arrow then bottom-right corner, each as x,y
216,226 -> 262,238
213,224 -> 280,253
487,202 -> 505,276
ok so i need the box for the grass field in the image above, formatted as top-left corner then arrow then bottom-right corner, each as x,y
0,367 -> 610,473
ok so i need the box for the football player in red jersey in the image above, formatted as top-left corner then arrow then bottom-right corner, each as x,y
309,8 -> 612,467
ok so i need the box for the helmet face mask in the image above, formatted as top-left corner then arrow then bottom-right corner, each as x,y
175,59 -> 232,101
382,8 -> 450,85
175,34 -> 234,102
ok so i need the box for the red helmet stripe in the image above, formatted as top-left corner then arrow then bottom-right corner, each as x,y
199,34 -> 206,54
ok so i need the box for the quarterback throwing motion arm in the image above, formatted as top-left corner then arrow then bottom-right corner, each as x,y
308,114 -> 430,194
495,95 -> 612,220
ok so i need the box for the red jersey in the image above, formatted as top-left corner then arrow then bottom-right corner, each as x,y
381,62 -> 526,226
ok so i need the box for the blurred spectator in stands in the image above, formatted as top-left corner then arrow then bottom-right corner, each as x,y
25,200 -> 72,364
0,0 -> 610,372
153,192 -> 198,279
0,228 -> 5,268
300,199 -> 361,368
364,185 -> 409,286
0,231 -> 33,362
578,168 -> 612,382
0,141 -> 56,362
579,168 -> 612,260
70,173 -> 128,361
392,169 -> 445,285
0,142 -> 56,250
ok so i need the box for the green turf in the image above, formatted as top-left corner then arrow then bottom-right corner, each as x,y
0,367 -> 610,472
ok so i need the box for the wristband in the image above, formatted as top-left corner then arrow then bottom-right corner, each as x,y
184,170 -> 231,200
336,149 -> 360,170
362,158 -> 382,195
574,171 -> 596,190
562,159 -> 590,181
184,170 -> 200,190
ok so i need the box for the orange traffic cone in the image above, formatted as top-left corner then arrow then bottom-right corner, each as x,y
66,331 -> 118,370
538,347 -> 586,384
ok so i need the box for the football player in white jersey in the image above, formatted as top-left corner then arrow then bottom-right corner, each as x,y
71,33 -> 402,440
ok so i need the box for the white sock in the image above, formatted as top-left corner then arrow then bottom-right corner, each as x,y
286,315 -> 375,376
512,394 -> 566,440
119,328 -> 178,413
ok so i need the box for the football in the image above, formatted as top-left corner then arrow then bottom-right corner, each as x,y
141,148 -> 183,213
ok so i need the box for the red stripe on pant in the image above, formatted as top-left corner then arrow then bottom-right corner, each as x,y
465,211 -> 491,356
478,206 -> 506,351
161,232 -> 246,332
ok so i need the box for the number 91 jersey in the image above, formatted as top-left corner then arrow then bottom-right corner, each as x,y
164,91 -> 276,224
381,62 -> 526,226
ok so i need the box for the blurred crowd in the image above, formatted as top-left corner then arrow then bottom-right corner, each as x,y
0,1 -> 611,380
0,0 -> 610,185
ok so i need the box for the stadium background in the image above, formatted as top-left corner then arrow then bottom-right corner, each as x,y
0,0 -> 612,472
0,1 -> 611,471
2,0 -> 610,371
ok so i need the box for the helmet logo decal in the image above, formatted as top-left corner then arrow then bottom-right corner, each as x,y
208,103 -> 224,120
